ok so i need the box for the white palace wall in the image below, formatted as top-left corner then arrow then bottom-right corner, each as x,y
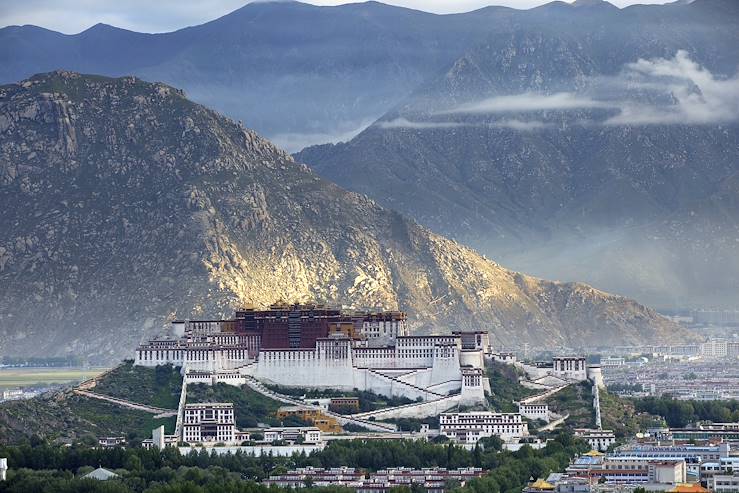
136,327 -> 490,405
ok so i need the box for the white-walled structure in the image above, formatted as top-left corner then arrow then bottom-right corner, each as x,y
574,428 -> 616,451
519,403 -> 549,423
586,365 -> 605,389
264,427 -> 322,444
0,458 -> 7,482
552,357 -> 588,381
440,412 -> 529,443
182,403 -> 247,445
135,314 -> 491,405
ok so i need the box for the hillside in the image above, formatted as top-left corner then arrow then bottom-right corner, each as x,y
0,71 -> 691,363
0,363 -> 180,445
297,0 -> 739,308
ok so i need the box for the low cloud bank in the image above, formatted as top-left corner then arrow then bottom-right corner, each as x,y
605,50 -> 739,125
378,117 -> 549,131
441,92 -> 607,114
438,51 -> 739,127
377,118 -> 467,129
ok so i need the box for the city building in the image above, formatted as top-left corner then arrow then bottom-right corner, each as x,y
691,309 -> 739,326
669,425 -> 739,442
275,406 -> 343,433
519,403 -> 549,423
264,466 -> 486,492
328,397 -> 360,413
1,389 -> 23,401
701,340 -> 729,359
97,436 -> 126,448
611,444 -> 730,462
600,357 -> 625,368
574,429 -> 616,451
523,478 -> 556,493
711,474 -> 739,493
182,403 -> 247,445
439,412 -> 528,443
552,357 -> 588,381
263,427 -> 322,444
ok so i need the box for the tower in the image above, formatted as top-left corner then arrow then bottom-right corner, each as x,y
587,365 -> 605,389
460,367 -> 486,405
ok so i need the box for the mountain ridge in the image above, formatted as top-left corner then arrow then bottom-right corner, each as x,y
0,71 -> 690,363
4,0 -> 736,152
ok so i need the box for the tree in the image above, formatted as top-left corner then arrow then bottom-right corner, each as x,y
125,454 -> 143,472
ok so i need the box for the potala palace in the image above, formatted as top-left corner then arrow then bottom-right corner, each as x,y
134,304 -> 600,411
135,304 -> 489,407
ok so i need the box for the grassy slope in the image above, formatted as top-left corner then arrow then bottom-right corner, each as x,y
487,361 -> 536,412
265,385 -> 415,413
0,392 -> 175,445
600,390 -> 665,439
93,360 -> 182,409
186,383 -> 283,428
548,381 -> 596,430
0,362 -> 184,445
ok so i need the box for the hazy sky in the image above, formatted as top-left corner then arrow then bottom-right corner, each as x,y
1,0 -> 673,34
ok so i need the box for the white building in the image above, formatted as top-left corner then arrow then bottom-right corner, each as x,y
574,428 -> 616,451
1,389 -> 23,401
183,403 -> 242,445
142,425 -> 181,450
489,352 -> 517,365
600,357 -> 625,368
360,312 -> 408,345
97,436 -> 126,448
711,474 -> 739,493
263,427 -> 322,444
552,357 -> 588,381
439,412 -> 528,443
0,458 -> 7,482
701,340 -> 729,359
519,403 -> 549,423
135,316 -> 490,406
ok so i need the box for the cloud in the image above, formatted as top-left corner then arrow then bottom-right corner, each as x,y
490,119 -> 550,130
441,92 -> 607,114
377,117 -> 549,131
438,52 -> 739,127
604,50 -> 739,125
377,118 -> 467,129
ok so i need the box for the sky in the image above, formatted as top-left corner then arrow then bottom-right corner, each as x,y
0,0 -> 674,34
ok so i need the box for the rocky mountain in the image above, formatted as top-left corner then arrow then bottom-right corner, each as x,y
6,0 -> 736,153
297,0 -> 739,309
0,1 -> 513,151
0,71 -> 688,363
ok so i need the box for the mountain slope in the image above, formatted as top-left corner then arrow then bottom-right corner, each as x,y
0,71 -> 687,363
0,1 -> 514,150
297,0 -> 739,308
